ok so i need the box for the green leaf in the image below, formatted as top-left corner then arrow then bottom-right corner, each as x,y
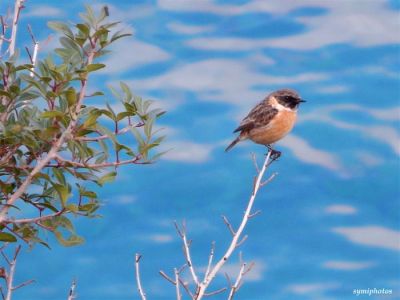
55,216 -> 74,231
47,21 -> 74,38
0,232 -> 17,242
110,31 -> 132,43
116,111 -> 134,122
53,183 -> 70,205
53,168 -> 66,185
0,90 -> 11,98
120,82 -> 132,100
65,87 -> 77,106
76,23 -> 90,36
97,171 -> 117,186
54,231 -> 84,247
41,111 -> 65,118
87,64 -> 105,72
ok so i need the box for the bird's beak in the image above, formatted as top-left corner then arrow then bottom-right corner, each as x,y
299,99 -> 306,103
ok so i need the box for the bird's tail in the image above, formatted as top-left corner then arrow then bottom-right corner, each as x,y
225,136 -> 241,152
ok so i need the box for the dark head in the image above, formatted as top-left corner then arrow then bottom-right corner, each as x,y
271,89 -> 305,110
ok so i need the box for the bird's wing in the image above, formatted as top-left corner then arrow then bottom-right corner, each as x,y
233,103 -> 278,133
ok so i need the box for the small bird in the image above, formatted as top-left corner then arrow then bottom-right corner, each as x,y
225,89 -> 305,158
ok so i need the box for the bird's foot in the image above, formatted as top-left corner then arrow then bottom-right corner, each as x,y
265,145 -> 281,161
270,149 -> 281,161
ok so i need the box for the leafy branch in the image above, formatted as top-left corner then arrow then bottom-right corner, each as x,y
0,5 -> 165,249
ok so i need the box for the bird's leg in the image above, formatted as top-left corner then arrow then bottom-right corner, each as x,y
266,144 -> 281,161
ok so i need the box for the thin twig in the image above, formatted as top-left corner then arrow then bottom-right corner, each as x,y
174,221 -> 199,286
227,263 -> 246,300
9,0 -> 25,57
204,287 -> 227,296
260,172 -> 277,187
178,278 -> 193,298
27,25 -> 39,77
204,241 -> 215,280
135,254 -> 146,300
222,215 -> 236,236
251,153 -> 259,172
4,245 -> 21,300
53,155 -> 144,169
159,270 -> 175,285
235,235 -> 248,248
3,209 -> 65,225
195,151 -> 274,299
0,16 -> 6,55
248,210 -> 261,218
174,268 -> 181,300
12,279 -> 34,291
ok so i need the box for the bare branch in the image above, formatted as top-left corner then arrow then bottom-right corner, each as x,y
0,16 -> 6,54
27,25 -> 39,77
222,215 -> 236,236
178,278 -> 193,298
3,209 -> 65,225
235,235 -> 248,248
174,268 -> 181,300
67,278 -> 76,300
159,270 -> 175,285
194,150 -> 275,299
227,263 -> 246,300
135,254 -> 146,300
204,287 -> 227,297
251,152 -> 259,172
204,241 -> 215,280
12,279 -> 34,291
260,172 -> 277,187
173,220 -> 183,238
248,210 -> 261,218
174,221 -> 199,286
9,0 -> 25,57
4,245 -> 21,300
53,155 -> 144,169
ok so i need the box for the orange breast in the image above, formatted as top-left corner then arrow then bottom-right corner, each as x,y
249,110 -> 297,145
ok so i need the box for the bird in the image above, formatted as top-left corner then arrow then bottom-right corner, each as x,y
225,89 -> 305,158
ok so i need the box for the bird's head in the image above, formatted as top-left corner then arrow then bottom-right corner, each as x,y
272,89 -> 306,110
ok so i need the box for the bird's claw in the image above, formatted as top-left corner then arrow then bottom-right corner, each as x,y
270,149 -> 281,161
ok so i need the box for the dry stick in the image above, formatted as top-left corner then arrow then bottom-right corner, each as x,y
195,150 -> 273,299
135,254 -> 146,300
3,209 -> 65,225
174,268 -> 181,300
27,25 -> 39,77
203,242 -> 215,280
8,0 -> 24,57
67,279 -> 76,300
227,263 -> 246,300
0,16 -> 6,55
178,278 -> 193,298
54,155 -> 144,168
4,245 -> 21,300
0,50 -> 95,224
174,221 -> 199,286
159,270 -> 175,285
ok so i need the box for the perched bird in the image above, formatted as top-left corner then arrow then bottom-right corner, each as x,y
225,89 -> 305,157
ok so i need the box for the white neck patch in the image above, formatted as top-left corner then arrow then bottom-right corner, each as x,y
275,102 -> 293,112
270,97 -> 296,112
